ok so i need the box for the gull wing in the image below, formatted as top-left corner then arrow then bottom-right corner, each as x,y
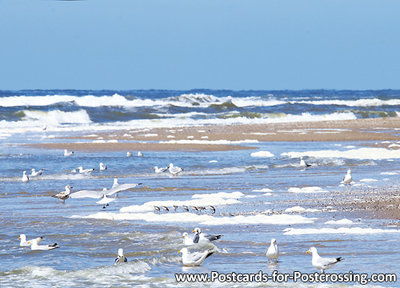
105,183 -> 142,196
69,189 -> 104,199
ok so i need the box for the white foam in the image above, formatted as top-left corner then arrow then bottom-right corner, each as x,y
75,212 -> 315,226
284,227 -> 400,235
359,178 -> 378,182
325,219 -> 355,225
250,151 -> 274,158
380,171 -> 398,175
120,192 -> 243,213
297,98 -> 400,107
282,147 -> 400,160
252,188 -> 273,193
285,206 -> 321,213
288,187 -> 328,193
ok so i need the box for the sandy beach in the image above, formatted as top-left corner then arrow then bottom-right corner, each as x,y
28,117 -> 400,152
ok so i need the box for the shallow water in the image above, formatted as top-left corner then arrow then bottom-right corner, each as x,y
1,135 -> 399,287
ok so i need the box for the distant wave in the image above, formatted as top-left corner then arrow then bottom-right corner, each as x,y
2,93 -> 400,109
22,109 -> 92,124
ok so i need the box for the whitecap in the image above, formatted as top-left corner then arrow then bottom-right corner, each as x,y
325,218 -> 355,225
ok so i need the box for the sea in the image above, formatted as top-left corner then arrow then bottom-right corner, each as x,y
0,89 -> 400,287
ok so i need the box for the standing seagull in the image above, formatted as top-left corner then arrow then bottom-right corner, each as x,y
51,185 -> 73,203
266,238 -> 279,261
168,163 -> 183,176
99,162 -> 107,171
192,228 -> 222,244
178,247 -> 215,266
342,169 -> 352,185
22,171 -> 29,183
306,247 -> 342,273
31,238 -> 59,251
115,248 -> 128,264
299,157 -> 312,168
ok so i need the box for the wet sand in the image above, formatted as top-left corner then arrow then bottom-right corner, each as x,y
27,117 -> 400,152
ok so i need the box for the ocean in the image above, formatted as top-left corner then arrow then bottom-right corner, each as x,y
0,90 -> 399,287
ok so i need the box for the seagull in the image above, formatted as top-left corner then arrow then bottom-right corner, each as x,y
77,166 -> 95,174
112,178 -> 119,188
173,205 -> 179,212
106,180 -> 142,198
183,205 -> 189,212
64,149 -> 74,156
182,232 -> 196,246
299,156 -> 312,168
178,247 -> 215,266
31,237 -> 59,251
209,206 -> 216,214
153,166 -> 168,173
342,169 -> 352,185
126,152 -> 133,157
19,234 -> 43,247
51,185 -> 73,203
306,247 -> 343,273
154,206 -> 161,213
266,238 -> 279,261
137,151 -> 143,157
69,180 -> 141,199
115,248 -> 128,264
192,228 -> 222,243
30,168 -> 44,177
168,163 -> 183,175
162,206 -> 169,212
99,163 -> 107,171
97,194 -> 116,208
22,171 -> 29,183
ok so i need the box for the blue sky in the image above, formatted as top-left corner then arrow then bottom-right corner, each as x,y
1,0 -> 399,90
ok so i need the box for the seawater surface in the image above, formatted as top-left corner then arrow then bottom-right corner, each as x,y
1,90 -> 400,287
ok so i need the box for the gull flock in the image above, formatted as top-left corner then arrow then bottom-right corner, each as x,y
17,151 -> 348,274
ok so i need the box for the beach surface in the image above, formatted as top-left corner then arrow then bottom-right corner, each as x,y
24,117 -> 400,222
28,117 -> 400,152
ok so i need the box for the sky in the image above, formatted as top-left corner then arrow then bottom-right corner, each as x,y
0,0 -> 400,90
